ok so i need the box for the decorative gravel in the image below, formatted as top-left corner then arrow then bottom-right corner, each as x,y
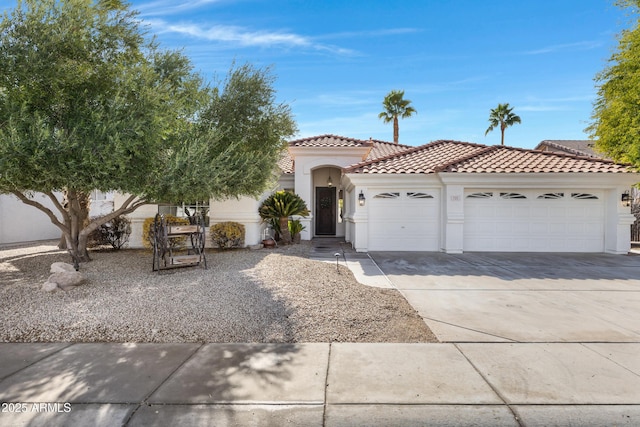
0,241 -> 437,343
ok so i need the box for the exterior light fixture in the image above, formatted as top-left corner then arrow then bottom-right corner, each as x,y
621,190 -> 631,207
327,176 -> 333,187
358,191 -> 366,206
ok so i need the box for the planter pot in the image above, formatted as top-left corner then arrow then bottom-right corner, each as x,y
262,238 -> 276,249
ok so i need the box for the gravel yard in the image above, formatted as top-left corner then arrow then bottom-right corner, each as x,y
0,242 -> 436,343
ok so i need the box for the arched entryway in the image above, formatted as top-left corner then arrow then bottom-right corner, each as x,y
312,167 -> 344,237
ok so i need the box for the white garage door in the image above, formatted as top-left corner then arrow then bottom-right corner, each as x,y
464,190 -> 605,252
369,190 -> 440,251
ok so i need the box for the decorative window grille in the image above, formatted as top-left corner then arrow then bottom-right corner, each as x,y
537,192 -> 564,199
373,192 -> 400,199
571,193 -> 599,200
466,192 -> 493,199
407,192 -> 434,199
500,192 -> 527,199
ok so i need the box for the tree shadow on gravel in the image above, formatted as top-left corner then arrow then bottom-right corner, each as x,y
0,241 -> 435,343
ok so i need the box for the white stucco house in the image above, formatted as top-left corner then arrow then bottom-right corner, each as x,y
5,134 -> 638,254
121,134 -> 639,254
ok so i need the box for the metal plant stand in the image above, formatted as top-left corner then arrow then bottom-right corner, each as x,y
152,213 -> 207,271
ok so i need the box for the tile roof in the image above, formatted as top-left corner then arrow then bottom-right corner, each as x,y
437,145 -> 631,174
289,134 -> 373,148
278,136 -> 633,175
278,134 -> 411,174
534,140 -> 606,159
345,140 -> 489,174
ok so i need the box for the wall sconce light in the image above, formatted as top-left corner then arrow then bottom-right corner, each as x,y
358,191 -> 366,206
621,190 -> 631,207
327,175 -> 333,187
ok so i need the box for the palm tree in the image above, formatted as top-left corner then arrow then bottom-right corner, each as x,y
485,103 -> 521,146
378,90 -> 417,144
258,191 -> 309,244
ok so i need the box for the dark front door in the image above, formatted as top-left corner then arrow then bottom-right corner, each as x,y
315,187 -> 336,235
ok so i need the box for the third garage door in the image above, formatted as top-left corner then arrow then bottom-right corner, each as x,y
463,189 -> 605,252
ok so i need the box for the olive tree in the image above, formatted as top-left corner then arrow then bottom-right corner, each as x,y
588,0 -> 640,165
0,0 -> 296,265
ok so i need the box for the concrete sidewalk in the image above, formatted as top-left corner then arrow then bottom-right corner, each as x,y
1,342 -> 639,426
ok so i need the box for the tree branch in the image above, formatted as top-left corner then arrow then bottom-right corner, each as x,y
10,190 -> 68,231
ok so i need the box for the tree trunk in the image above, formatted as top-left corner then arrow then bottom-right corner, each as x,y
58,190 -> 91,250
393,117 -> 399,144
279,217 -> 292,244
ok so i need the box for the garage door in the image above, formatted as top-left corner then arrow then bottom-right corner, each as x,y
464,190 -> 604,252
369,190 -> 440,251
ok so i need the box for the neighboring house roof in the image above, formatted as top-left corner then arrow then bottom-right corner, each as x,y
534,140 -> 606,159
346,140 -> 632,174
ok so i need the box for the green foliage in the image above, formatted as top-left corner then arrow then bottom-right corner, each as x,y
288,219 -> 305,244
0,0 -> 296,264
210,222 -> 245,249
258,191 -> 309,244
88,215 -> 132,250
378,90 -> 417,144
142,215 -> 189,250
587,1 -> 640,165
484,103 -> 521,146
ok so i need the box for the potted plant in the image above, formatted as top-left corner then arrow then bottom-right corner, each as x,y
258,191 -> 309,244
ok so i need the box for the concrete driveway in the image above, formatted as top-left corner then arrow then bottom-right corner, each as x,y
370,252 -> 640,343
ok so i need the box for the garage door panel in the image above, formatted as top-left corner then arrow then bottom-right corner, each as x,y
369,190 -> 440,251
464,189 -> 604,252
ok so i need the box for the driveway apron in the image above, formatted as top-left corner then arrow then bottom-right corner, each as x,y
370,251 -> 640,343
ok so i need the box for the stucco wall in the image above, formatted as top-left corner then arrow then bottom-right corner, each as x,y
0,193 -> 62,245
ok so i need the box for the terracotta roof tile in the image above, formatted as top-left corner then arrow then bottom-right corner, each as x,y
437,145 -> 632,173
345,140 -> 488,174
279,135 -> 633,175
289,134 -> 373,148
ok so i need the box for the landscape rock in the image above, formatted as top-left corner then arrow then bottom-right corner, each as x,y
47,271 -> 87,290
50,262 -> 76,273
42,282 -> 59,292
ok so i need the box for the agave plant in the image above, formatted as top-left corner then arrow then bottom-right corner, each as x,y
258,191 -> 309,244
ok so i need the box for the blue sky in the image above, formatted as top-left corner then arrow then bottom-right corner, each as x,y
6,0 -> 631,148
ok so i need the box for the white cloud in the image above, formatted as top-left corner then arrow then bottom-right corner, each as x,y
522,41 -> 602,55
135,0 -> 222,17
146,19 -> 355,55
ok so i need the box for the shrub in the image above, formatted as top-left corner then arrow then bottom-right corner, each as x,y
142,215 -> 190,250
258,191 -> 309,244
87,215 -> 132,250
210,222 -> 245,249
288,219 -> 305,234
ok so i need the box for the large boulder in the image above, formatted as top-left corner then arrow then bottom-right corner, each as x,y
47,271 -> 87,290
50,262 -> 76,273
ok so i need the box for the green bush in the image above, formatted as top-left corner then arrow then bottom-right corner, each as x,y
142,215 -> 190,250
258,191 -> 309,244
210,222 -> 245,249
87,215 -> 132,250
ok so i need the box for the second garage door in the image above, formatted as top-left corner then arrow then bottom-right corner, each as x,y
369,190 -> 440,251
464,189 -> 605,252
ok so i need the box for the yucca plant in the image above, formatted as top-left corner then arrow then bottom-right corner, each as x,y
258,191 -> 309,244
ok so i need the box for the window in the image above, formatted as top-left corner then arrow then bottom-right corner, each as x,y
466,192 -> 493,199
571,193 -> 599,200
407,192 -> 434,199
500,192 -> 527,199
537,192 -> 564,199
373,192 -> 400,199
